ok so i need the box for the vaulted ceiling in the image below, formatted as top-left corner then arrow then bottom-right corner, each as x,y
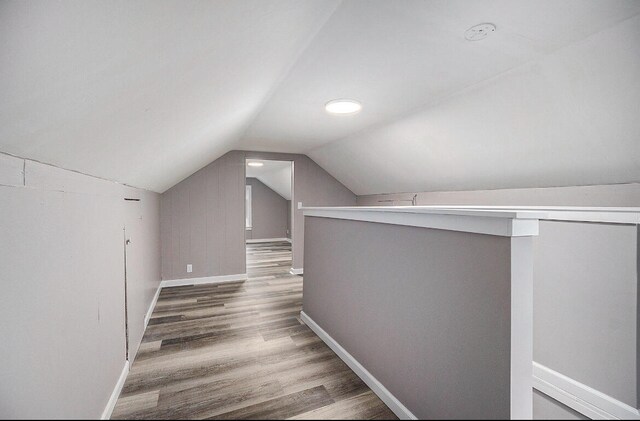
246,160 -> 292,200
2,0 -> 639,193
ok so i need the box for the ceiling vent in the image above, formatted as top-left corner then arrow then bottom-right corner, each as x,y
464,23 -> 496,41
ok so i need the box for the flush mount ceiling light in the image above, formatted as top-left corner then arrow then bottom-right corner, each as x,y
247,161 -> 263,167
464,23 -> 496,41
325,99 -> 362,115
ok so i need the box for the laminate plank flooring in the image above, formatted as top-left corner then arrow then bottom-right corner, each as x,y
112,241 -> 397,420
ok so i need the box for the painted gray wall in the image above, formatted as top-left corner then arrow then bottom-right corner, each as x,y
0,154 -> 161,418
245,151 -> 356,270
161,151 -> 355,280
161,151 -> 245,281
533,220 -> 639,407
359,184 -> 640,418
123,186 -> 162,360
302,216 -> 513,419
246,177 -> 288,240
533,389 -> 588,420
357,183 -> 640,207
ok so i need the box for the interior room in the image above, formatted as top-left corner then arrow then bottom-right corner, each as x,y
245,159 -> 292,244
1,1 -> 639,419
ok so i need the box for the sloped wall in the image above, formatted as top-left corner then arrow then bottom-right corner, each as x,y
0,153 -> 161,418
311,14 -> 640,196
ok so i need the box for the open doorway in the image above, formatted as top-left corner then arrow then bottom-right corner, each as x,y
245,159 -> 293,277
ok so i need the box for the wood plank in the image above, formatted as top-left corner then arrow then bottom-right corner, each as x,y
208,386 -> 334,420
288,391 -> 397,420
111,241 -> 397,420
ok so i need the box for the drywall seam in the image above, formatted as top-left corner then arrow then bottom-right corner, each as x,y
0,151 -> 158,193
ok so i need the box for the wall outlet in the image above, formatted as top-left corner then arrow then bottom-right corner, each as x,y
298,201 -> 303,209
186,264 -> 193,273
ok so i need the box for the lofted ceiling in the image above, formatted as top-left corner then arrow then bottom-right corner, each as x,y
246,159 -> 292,200
1,0 -> 639,193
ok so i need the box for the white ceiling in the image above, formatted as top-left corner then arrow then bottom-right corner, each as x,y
246,159 -> 292,200
309,11 -> 640,195
0,0 -> 340,192
1,0 -> 639,193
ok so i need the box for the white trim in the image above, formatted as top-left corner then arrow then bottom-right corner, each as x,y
101,360 -> 130,420
510,237 -> 534,419
161,273 -> 247,288
300,311 -> 417,420
533,362 -> 640,420
245,184 -> 252,230
304,205 -> 550,219
303,207 -> 539,237
289,267 -> 303,275
413,205 -> 640,225
143,285 -> 162,329
304,205 -> 640,226
246,237 -> 291,243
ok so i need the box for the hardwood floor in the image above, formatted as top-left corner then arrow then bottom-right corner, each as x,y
112,241 -> 397,420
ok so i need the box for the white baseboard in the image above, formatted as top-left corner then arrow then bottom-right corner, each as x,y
160,273 -> 247,288
300,311 -> 417,420
246,237 -> 291,243
532,362 -> 640,420
289,267 -> 303,275
143,285 -> 162,329
102,283 -> 163,419
101,360 -> 130,420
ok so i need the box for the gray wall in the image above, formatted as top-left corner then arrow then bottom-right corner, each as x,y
245,151 -> 356,270
356,185 -> 640,418
302,216 -> 513,419
0,154 -> 161,419
246,177 -> 288,240
123,186 -> 162,360
161,151 -> 245,281
533,220 -> 639,408
357,183 -> 640,207
533,389 -> 588,420
161,151 -> 355,280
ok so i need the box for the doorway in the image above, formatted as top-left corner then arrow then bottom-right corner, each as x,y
123,197 -> 144,362
244,159 -> 293,274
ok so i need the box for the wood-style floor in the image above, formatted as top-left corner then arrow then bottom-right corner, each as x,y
112,241 -> 397,420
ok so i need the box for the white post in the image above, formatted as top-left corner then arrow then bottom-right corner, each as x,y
510,236 -> 534,419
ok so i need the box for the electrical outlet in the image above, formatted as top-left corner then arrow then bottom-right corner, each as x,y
297,201 -> 303,209
186,264 -> 193,273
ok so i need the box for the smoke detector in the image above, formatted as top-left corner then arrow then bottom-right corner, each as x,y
464,23 -> 496,41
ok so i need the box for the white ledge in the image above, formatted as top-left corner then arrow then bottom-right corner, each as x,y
304,205 -> 640,230
397,205 -> 640,225
303,206 -> 542,237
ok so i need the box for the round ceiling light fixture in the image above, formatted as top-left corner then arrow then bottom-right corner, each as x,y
464,23 -> 496,41
325,99 -> 362,115
247,161 -> 264,167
